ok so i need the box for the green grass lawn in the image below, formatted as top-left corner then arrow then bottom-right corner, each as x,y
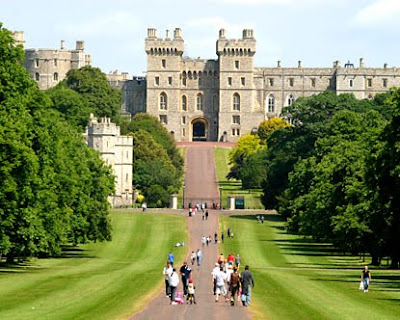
0,211 -> 187,320
219,214 -> 400,320
214,147 -> 264,209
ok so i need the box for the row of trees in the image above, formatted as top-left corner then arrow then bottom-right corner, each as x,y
0,24 -> 115,262
231,90 -> 400,267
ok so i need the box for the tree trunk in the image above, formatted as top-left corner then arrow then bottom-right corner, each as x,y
371,255 -> 380,266
6,253 -> 14,264
390,256 -> 399,269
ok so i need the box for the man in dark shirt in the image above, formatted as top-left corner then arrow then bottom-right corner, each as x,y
179,261 -> 192,296
240,265 -> 255,306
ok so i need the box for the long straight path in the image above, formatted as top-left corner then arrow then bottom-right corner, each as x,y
131,144 -> 249,320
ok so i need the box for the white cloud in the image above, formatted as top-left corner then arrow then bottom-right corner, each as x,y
184,17 -> 254,37
56,11 -> 141,37
208,0 -> 344,6
354,0 -> 400,26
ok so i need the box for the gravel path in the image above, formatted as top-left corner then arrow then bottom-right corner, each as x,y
131,144 -> 250,320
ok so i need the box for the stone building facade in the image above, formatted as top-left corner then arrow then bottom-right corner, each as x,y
118,28 -> 400,142
13,31 -> 92,90
86,115 -> 133,207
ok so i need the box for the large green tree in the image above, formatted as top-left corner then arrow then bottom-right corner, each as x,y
0,23 -> 114,262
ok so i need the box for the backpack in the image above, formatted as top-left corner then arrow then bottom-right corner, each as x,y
231,272 -> 239,285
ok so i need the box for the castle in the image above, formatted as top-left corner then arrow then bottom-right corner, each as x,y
13,31 -> 91,90
118,28 -> 400,142
15,29 -> 400,142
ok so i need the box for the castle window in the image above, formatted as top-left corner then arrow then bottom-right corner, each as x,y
232,115 -> 240,124
54,59 -> 58,67
367,79 -> 372,87
233,93 -> 240,111
213,95 -> 218,112
214,77 -> 218,87
182,116 -> 186,125
193,71 -> 197,80
35,59 -> 39,67
268,95 -> 275,113
160,92 -> 167,110
228,77 -> 232,87
182,72 -> 187,86
182,95 -> 187,111
269,78 -> 274,86
311,78 -> 316,87
188,71 -> 192,79
35,72 -> 40,81
126,173 -> 128,182
287,94 -> 295,106
235,60 -> 240,69
182,128 -> 186,136
349,79 -> 354,88
53,72 -> 58,81
383,78 -> 388,88
196,93 -> 203,111
241,77 -> 245,87
232,128 -> 240,136
162,59 -> 166,68
155,76 -> 160,86
159,115 -> 167,124
289,78 -> 294,87
168,77 -> 172,85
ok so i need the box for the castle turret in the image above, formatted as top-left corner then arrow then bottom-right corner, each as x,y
12,31 -> 25,48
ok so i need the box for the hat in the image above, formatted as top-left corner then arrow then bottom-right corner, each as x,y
189,278 -> 193,283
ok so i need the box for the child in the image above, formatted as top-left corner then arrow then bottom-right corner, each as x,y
187,278 -> 196,304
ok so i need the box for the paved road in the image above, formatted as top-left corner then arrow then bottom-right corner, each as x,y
131,145 -> 250,320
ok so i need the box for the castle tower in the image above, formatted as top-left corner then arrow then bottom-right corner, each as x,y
86,115 -> 133,207
217,29 -> 261,141
145,28 -> 184,136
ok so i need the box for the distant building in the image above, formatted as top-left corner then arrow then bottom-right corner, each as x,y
12,31 -> 91,90
86,115 -> 133,207
112,28 -> 400,142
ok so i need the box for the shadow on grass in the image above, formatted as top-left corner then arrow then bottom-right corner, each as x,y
58,245 -> 95,259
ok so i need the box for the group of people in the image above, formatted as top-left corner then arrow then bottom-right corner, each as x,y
211,253 -> 254,307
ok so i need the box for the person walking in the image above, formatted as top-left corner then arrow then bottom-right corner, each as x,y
201,236 -> 206,246
361,266 -> 372,293
211,262 -> 220,295
235,254 -> 241,268
190,251 -> 196,266
205,210 -> 209,220
196,249 -> 203,266
214,266 -> 227,302
179,262 -> 192,296
187,278 -> 197,304
168,268 -> 180,305
163,261 -> 173,297
221,232 -> 225,243
240,265 -> 255,306
229,266 -> 241,306
261,215 -> 265,224
214,232 -> 218,244
168,252 -> 174,266
227,227 -> 231,238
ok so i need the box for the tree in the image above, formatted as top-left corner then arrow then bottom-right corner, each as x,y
258,117 -> 291,143
62,66 -> 122,125
0,24 -> 114,262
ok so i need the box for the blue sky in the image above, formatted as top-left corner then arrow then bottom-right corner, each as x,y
1,0 -> 400,76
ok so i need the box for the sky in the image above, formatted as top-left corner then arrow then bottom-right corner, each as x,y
1,0 -> 400,76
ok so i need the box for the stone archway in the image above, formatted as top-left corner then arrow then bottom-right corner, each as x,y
191,118 -> 208,141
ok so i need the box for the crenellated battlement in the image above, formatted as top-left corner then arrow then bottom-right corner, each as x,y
145,28 -> 184,55
216,29 -> 256,56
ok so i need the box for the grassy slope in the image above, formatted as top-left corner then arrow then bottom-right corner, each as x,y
214,147 -> 263,209
0,211 -> 187,320
219,214 -> 400,320
177,147 -> 186,208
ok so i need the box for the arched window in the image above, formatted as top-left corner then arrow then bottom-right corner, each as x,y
182,95 -> 187,111
53,72 -> 58,81
233,93 -> 240,111
160,92 -> 167,110
196,93 -> 203,111
182,71 -> 187,86
268,94 -> 275,113
287,94 -> 295,106
35,72 -> 40,81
